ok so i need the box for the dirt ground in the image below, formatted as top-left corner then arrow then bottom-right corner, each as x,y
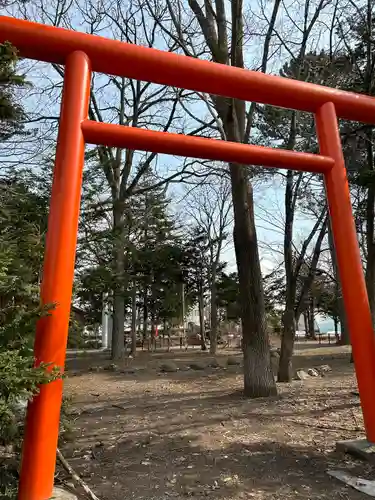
60,342 -> 374,500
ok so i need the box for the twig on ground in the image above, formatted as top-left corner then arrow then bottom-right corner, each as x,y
289,419 -> 361,432
112,404 -> 127,410
350,408 -> 362,430
57,448 -> 101,500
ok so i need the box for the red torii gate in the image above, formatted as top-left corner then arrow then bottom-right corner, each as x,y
1,15 -> 375,500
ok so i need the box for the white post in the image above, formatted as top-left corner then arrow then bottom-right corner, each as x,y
182,282 -> 185,334
107,309 -> 113,348
101,293 -> 112,349
101,293 -> 108,349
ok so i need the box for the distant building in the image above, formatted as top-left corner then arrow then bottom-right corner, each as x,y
185,304 -> 210,327
296,315 -> 320,333
185,305 -> 200,325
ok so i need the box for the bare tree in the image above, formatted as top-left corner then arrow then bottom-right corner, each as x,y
17,0 -> 217,359
335,0 -> 375,324
145,0 -> 283,397
183,177 -> 233,354
255,176 -> 330,380
262,0 -> 334,381
279,204 -> 328,380
327,220 -> 350,344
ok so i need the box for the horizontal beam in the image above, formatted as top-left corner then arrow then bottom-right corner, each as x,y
81,120 -> 334,173
1,16 -> 375,123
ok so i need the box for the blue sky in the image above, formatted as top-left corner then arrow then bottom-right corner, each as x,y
1,3 -> 338,329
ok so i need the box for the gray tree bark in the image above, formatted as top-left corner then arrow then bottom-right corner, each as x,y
328,219 -> 350,344
111,201 -> 125,360
131,281 -> 137,356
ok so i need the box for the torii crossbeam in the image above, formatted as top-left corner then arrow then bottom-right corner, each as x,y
1,15 -> 375,500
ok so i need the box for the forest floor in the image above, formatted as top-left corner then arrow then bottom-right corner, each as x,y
61,342 -> 374,500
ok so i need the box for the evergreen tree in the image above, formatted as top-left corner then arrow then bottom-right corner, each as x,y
182,228 -> 212,350
131,170 -> 180,349
333,7 -> 375,323
0,45 -> 57,499
0,178 -> 57,499
217,270 -> 283,333
217,272 -> 241,322
0,42 -> 27,142
74,156 -> 114,344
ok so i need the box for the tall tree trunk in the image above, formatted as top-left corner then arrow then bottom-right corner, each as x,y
111,202 -> 125,360
365,178 -> 375,325
279,168 -> 296,382
364,4 -> 375,325
278,305 -> 295,382
280,193 -> 327,380
131,281 -> 137,357
219,96 -> 276,396
181,282 -> 186,349
230,162 -> 277,397
198,291 -> 207,351
150,280 -> 157,351
142,285 -> 148,348
337,292 -> 349,344
308,298 -> 315,338
150,317 -> 156,351
328,219 -> 350,344
303,312 -> 308,336
276,0 -> 328,378
210,279 -> 218,355
181,0 -> 279,397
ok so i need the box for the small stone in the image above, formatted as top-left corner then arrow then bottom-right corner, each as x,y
317,364 -> 332,374
179,365 -> 191,371
209,359 -> 221,368
88,366 -> 101,372
51,486 -> 77,499
189,362 -> 206,370
159,361 -> 179,372
295,369 -> 309,380
307,368 -> 319,377
103,363 -> 119,372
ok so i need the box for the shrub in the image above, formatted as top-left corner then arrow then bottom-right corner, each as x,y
0,350 -> 59,445
0,350 -> 60,500
0,48 -> 67,498
0,180 -> 62,499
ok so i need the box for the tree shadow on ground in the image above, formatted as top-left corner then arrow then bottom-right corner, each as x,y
62,352 -> 368,500
64,435 -> 370,500
72,387 -> 360,423
66,384 -> 362,464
